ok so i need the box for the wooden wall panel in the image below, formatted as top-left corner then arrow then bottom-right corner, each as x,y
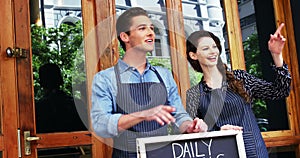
82,0 -> 117,157
13,0 -> 38,157
165,0 -> 190,108
36,132 -> 91,148
222,0 -> 246,70
82,0 -> 98,128
0,0 -> 20,157
276,0 -> 300,135
273,0 -> 300,156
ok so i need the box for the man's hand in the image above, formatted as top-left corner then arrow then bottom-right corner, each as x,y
141,105 -> 176,125
118,105 -> 176,132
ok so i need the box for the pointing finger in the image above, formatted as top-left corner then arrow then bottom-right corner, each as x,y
274,23 -> 284,36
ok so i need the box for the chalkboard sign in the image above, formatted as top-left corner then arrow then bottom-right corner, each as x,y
136,130 -> 246,158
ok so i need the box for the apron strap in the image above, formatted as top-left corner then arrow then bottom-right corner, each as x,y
114,63 -> 122,88
114,63 -> 166,88
150,66 -> 166,88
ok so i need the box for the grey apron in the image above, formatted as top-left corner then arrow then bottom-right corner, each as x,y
112,64 -> 169,158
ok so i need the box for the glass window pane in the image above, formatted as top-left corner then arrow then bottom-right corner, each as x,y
183,0 -> 290,132
239,0 -> 289,131
268,146 -> 297,158
32,0 -> 89,133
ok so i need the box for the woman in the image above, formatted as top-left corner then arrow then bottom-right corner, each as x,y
185,23 -> 291,157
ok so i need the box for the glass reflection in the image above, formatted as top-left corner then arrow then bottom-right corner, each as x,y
31,0 -> 88,133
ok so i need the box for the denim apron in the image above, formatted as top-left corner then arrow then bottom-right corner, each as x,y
112,64 -> 169,158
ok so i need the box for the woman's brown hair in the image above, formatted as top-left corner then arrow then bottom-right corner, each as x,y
186,30 -> 250,102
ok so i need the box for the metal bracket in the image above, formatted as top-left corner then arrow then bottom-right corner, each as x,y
6,47 -> 28,58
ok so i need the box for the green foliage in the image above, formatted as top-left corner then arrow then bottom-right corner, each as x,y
243,33 -> 263,78
243,33 -> 267,120
148,56 -> 202,87
31,22 -> 85,100
148,56 -> 171,70
119,45 -> 172,70
188,67 -> 203,87
118,44 -> 125,58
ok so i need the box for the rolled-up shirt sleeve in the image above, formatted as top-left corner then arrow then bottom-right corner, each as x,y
161,68 -> 193,127
91,71 -> 121,138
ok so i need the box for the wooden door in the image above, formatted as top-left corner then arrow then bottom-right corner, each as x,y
0,0 -> 95,157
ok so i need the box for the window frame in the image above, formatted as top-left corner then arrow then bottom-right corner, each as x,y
82,0 -> 300,156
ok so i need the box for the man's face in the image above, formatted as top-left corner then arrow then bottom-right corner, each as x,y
126,15 -> 155,53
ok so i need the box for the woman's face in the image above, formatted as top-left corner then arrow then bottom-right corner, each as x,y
189,36 -> 220,68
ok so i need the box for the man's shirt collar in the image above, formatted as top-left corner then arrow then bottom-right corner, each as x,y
118,59 -> 151,74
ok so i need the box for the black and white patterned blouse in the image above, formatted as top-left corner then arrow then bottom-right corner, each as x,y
186,63 -> 291,158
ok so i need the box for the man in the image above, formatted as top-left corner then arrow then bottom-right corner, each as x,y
91,7 -> 207,158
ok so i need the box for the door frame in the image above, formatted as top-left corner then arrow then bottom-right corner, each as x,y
0,0 -> 21,157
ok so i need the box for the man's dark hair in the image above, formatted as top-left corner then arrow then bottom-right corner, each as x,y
116,7 -> 149,51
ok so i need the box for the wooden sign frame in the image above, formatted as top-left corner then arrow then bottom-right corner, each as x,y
136,130 -> 246,158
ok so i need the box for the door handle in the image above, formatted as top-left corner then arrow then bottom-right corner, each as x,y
26,136 -> 40,141
24,131 -> 40,155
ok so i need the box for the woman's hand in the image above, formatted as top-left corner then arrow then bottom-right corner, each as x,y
268,23 -> 286,67
268,23 -> 286,55
220,124 -> 243,131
